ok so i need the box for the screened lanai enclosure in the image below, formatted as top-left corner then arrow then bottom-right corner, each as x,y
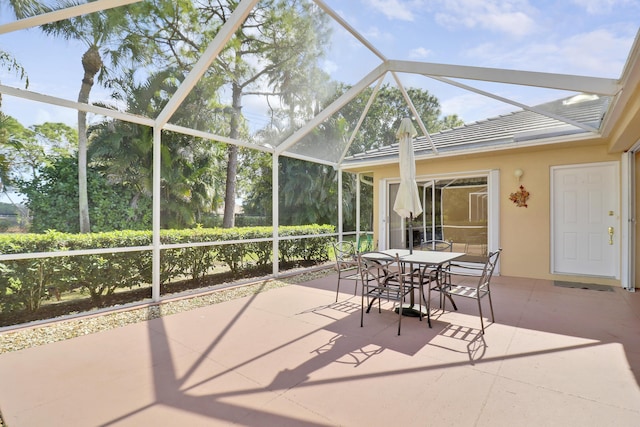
1,0 -> 638,323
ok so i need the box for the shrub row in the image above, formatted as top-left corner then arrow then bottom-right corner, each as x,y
0,225 -> 335,315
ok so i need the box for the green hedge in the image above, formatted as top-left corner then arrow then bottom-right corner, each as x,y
0,225 -> 334,315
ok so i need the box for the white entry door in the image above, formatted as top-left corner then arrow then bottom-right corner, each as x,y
551,162 -> 619,278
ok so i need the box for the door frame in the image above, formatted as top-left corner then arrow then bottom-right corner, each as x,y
550,161 -> 620,279
622,150 -> 637,291
380,169 -> 501,271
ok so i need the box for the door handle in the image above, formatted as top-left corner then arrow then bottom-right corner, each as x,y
608,227 -> 614,245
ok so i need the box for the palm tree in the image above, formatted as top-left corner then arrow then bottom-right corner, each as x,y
89,69 -> 226,228
0,0 -> 43,98
5,0 -> 44,18
39,1 -> 144,232
0,52 -> 28,96
220,1 -> 329,228
0,0 -> 41,191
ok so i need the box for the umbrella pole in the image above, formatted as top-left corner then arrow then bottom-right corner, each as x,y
396,210 -> 424,317
409,212 -> 413,254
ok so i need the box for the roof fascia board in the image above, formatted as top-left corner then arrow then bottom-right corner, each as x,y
388,60 -> 620,96
0,83 -> 154,127
617,29 -> 640,84
0,0 -> 142,34
338,75 -> 386,164
155,0 -> 259,127
430,76 -> 599,133
341,133 -> 602,171
605,84 -> 640,152
276,62 -> 389,155
601,31 -> 640,148
313,0 -> 387,62
425,132 -> 602,159
391,71 -> 437,153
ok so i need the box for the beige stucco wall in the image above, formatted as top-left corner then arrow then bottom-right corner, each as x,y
360,141 -> 622,285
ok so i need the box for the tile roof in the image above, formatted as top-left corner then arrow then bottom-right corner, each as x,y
344,94 -> 610,166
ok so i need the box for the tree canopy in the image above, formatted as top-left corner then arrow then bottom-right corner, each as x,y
3,0 -> 466,234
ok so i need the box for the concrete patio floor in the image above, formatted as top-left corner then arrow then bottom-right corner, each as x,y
0,272 -> 639,426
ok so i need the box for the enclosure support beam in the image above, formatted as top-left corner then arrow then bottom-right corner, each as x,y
276,63 -> 387,155
356,172 -> 361,247
152,127 -> 161,301
338,169 -> 343,241
0,0 -> 141,34
388,60 -> 620,95
272,154 -> 280,277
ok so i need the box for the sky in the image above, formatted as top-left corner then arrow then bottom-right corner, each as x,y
321,0 -> 638,120
0,0 -> 638,129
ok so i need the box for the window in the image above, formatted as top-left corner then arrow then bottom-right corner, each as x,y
388,176 -> 488,255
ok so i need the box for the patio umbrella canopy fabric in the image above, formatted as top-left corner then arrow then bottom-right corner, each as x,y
393,118 -> 423,251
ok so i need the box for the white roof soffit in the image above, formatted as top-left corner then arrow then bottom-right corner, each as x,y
387,60 -> 621,96
0,0 -> 142,34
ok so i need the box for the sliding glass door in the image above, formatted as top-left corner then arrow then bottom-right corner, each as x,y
388,176 -> 489,257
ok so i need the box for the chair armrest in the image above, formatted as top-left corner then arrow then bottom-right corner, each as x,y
429,264 -> 481,283
338,259 -> 359,268
447,263 -> 485,273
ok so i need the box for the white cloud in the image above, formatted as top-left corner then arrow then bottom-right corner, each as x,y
361,25 -> 395,43
322,59 -> 338,75
464,29 -> 634,77
368,0 -> 416,22
482,11 -> 535,37
571,0 -> 633,14
434,0 -> 537,37
440,92 -> 516,123
409,47 -> 432,59
3,97 -> 78,128
559,29 -> 634,76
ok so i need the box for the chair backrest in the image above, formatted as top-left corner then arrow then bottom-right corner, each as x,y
479,249 -> 502,289
358,252 -> 402,285
333,241 -> 356,262
357,233 -> 375,253
421,239 -> 452,252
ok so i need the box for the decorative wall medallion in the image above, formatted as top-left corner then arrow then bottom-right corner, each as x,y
509,185 -> 530,208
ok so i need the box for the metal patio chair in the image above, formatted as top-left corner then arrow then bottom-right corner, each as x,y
415,239 -> 453,306
429,249 -> 502,334
358,251 -> 416,335
420,239 -> 453,252
333,241 -> 360,301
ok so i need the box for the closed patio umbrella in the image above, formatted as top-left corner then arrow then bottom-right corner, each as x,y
393,118 -> 423,254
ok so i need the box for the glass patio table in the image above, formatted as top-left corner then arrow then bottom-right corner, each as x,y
361,249 -> 466,324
